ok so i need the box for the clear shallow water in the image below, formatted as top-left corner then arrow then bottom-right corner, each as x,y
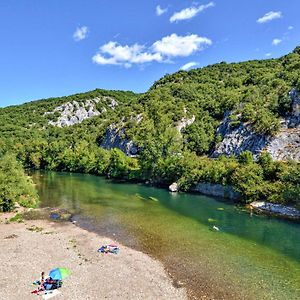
32,171 -> 300,299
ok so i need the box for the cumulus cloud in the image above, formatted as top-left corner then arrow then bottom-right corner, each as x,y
257,11 -> 282,24
93,34 -> 212,67
153,34 -> 212,57
265,53 -> 272,57
288,26 -> 294,30
180,62 -> 198,71
272,38 -> 282,46
73,26 -> 88,41
92,42 -> 162,67
156,5 -> 167,16
170,2 -> 214,23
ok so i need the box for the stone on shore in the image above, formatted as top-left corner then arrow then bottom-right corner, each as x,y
169,182 -> 179,192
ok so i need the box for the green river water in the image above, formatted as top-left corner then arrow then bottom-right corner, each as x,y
32,171 -> 300,299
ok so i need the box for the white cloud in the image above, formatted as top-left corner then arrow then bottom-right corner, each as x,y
272,38 -> 282,46
93,34 -> 212,67
153,34 -> 212,57
265,53 -> 272,57
170,2 -> 215,23
92,42 -> 162,67
181,62 -> 198,71
288,26 -> 294,30
257,11 -> 282,24
73,26 -> 88,41
156,5 -> 167,16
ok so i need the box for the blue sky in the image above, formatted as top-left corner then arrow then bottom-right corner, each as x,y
0,0 -> 299,107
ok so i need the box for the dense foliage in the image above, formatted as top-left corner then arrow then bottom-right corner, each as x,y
0,47 -> 300,210
0,154 -> 38,211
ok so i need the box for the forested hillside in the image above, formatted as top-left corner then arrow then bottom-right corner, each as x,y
1,47 -> 300,211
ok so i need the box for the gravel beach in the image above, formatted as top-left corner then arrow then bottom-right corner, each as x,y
0,213 -> 187,300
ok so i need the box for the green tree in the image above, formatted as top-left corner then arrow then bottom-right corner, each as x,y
0,154 -> 38,211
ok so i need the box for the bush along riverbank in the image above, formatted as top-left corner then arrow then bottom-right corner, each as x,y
0,153 -> 39,212
2,139 -> 300,217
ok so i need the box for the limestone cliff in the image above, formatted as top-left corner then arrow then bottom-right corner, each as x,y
212,89 -> 300,161
100,111 -> 194,157
45,97 -> 118,127
100,126 -> 139,157
43,88 -> 299,161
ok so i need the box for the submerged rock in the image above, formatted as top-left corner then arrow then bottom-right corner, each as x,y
250,201 -> 300,221
50,211 -> 72,221
23,207 -> 72,222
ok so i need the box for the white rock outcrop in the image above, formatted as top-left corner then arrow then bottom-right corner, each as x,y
45,97 -> 118,127
212,89 -> 300,161
176,115 -> 195,133
212,112 -> 269,158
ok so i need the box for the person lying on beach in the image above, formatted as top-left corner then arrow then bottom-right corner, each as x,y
31,273 -> 62,294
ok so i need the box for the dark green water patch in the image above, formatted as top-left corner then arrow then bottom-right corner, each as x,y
32,171 -> 300,300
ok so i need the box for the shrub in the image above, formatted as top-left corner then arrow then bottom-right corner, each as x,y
0,154 -> 39,212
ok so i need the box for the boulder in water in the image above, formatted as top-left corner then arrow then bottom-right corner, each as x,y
169,182 -> 179,192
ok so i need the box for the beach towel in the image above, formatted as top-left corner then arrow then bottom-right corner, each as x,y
98,244 -> 120,254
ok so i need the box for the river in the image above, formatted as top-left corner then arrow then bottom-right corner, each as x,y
32,171 -> 300,299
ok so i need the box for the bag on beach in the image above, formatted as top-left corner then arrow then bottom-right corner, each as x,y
98,244 -> 120,254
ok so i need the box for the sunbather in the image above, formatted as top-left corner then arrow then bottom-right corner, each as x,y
31,272 -> 62,294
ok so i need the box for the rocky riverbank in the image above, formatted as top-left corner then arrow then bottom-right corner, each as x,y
169,182 -> 300,221
250,201 -> 300,221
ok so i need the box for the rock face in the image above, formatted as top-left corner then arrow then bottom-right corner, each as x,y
266,126 -> 300,160
45,97 -> 118,127
289,89 -> 300,126
100,111 -> 194,157
191,182 -> 241,200
212,112 -> 270,158
100,126 -> 139,157
250,201 -> 300,221
176,115 -> 195,133
266,89 -> 300,160
212,89 -> 300,161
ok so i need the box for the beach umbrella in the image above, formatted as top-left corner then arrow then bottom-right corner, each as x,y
49,268 -> 71,280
